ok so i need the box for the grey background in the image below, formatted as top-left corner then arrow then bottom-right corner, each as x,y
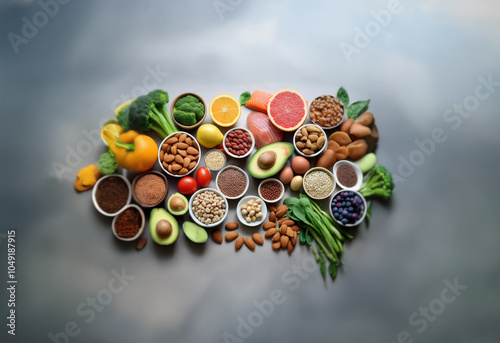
1,0 -> 499,342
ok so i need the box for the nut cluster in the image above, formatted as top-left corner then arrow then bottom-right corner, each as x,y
225,129 -> 252,156
295,125 -> 326,155
210,222 -> 264,251
263,204 -> 301,253
160,133 -> 200,175
192,191 -> 226,225
310,95 -> 344,127
240,198 -> 263,223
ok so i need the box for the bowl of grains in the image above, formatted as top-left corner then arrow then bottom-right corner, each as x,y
293,124 -> 327,158
112,204 -> 145,241
158,131 -> 201,177
258,178 -> 285,204
216,165 -> 249,200
236,196 -> 267,227
203,149 -> 226,172
309,95 -> 346,130
333,160 -> 363,191
189,188 -> 228,228
223,127 -> 255,159
132,171 -> 169,208
303,167 -> 336,200
92,174 -> 132,216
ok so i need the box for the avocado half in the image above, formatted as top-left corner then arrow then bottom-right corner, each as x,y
182,221 -> 208,243
149,208 -> 179,245
167,193 -> 188,216
248,142 -> 294,179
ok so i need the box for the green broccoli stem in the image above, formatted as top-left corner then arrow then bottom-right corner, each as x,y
162,107 -> 178,133
114,140 -> 135,151
150,124 -> 168,139
150,107 -> 177,136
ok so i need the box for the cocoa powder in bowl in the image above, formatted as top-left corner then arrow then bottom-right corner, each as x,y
95,176 -> 129,214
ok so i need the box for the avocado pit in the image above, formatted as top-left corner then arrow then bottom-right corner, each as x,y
156,219 -> 172,238
257,151 -> 277,170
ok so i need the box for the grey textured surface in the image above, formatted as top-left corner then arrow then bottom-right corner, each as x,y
1,1 -> 499,342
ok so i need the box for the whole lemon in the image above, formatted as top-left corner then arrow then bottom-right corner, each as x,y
197,124 -> 223,148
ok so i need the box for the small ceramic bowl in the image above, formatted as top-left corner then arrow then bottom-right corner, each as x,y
293,124 -> 327,158
236,196 -> 268,227
258,178 -> 285,204
170,92 -> 207,130
203,149 -> 227,172
303,167 -> 336,200
112,204 -> 145,241
223,127 -> 255,159
132,171 -> 169,208
92,174 -> 132,217
215,165 -> 249,200
188,188 -> 229,228
333,160 -> 363,191
309,95 -> 346,130
329,190 -> 367,227
158,131 -> 200,178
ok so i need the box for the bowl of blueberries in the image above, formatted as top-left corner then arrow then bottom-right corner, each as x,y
330,190 -> 367,227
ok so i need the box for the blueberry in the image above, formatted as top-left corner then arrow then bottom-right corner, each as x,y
343,192 -> 349,197
342,218 -> 348,224
348,207 -> 354,212
341,201 -> 346,206
334,212 -> 340,218
346,201 -> 351,207
352,213 -> 358,220
339,214 -> 344,219
336,196 -> 341,201
339,208 -> 344,212
342,210 -> 349,216
348,213 -> 352,218
336,203 -> 341,208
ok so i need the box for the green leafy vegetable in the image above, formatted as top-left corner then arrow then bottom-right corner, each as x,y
360,165 -> 395,201
337,87 -> 349,107
347,100 -> 370,120
239,91 -> 251,105
365,201 -> 373,227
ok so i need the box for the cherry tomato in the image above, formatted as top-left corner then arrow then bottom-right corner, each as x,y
177,177 -> 198,195
196,167 -> 212,188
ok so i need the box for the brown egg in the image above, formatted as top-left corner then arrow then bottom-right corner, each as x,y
291,156 -> 310,174
279,167 -> 294,185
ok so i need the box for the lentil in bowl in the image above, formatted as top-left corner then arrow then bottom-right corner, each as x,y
216,165 -> 249,200
258,178 -> 285,203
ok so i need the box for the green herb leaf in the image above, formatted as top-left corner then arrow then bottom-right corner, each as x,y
299,229 -> 306,244
328,263 -> 337,279
239,91 -> 251,105
320,260 -> 327,279
284,197 -> 299,208
291,204 -> 313,227
305,229 -> 313,246
365,201 -> 373,228
347,99 -> 370,120
337,87 -> 349,107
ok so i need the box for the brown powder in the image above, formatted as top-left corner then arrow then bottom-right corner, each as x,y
134,174 -> 166,205
95,176 -> 129,214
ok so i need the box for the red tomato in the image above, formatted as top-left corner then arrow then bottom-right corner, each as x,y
177,177 -> 198,195
195,167 -> 212,188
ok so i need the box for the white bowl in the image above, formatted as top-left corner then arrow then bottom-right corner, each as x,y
303,167 -> 336,200
258,178 -> 285,204
111,204 -> 145,241
309,95 -> 346,130
203,149 -> 227,172
333,160 -> 363,191
158,131 -> 200,178
215,165 -> 249,200
92,174 -> 132,216
293,124 -> 327,158
329,190 -> 367,227
188,188 -> 229,228
236,196 -> 268,227
223,127 -> 255,159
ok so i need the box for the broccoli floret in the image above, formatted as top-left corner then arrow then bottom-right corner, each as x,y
359,165 -> 395,200
174,95 -> 205,123
97,150 -> 118,175
173,109 -> 197,126
114,90 -> 178,139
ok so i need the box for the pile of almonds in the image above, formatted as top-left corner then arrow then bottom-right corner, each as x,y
263,204 -> 300,253
211,222 -> 264,251
295,125 -> 326,155
160,133 -> 200,175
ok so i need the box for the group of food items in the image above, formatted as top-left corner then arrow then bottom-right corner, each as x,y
75,86 -> 394,280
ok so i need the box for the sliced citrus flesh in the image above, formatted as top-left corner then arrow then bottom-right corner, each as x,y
209,94 -> 241,127
267,89 -> 308,132
101,120 -> 124,146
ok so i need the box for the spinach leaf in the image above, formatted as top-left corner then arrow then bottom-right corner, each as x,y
328,263 -> 338,279
239,91 -> 251,105
305,229 -> 313,246
337,87 -> 349,107
365,201 -> 373,228
347,99 -> 370,120
284,197 -> 299,208
291,204 -> 313,227
299,228 -> 306,244
320,260 -> 327,279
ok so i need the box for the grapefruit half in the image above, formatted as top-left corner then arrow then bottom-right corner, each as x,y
267,89 -> 308,132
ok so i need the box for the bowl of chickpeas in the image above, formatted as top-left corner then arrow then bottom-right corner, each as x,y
309,95 -> 346,130
236,196 -> 267,227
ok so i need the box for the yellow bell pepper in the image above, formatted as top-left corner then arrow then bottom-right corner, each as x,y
110,131 -> 158,172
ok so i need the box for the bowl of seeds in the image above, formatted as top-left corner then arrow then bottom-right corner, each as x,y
303,167 -> 336,200
188,188 -> 228,228
92,174 -> 132,216
132,171 -> 168,208
258,178 -> 285,204
216,165 -> 249,200
203,149 -> 226,172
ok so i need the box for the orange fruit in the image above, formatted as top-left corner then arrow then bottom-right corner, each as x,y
209,94 -> 241,127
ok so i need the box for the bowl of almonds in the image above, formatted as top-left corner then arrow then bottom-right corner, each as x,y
293,124 -> 327,158
158,131 -> 200,177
